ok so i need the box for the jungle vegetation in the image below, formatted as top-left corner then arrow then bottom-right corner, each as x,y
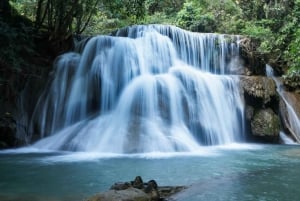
0,0 -> 299,75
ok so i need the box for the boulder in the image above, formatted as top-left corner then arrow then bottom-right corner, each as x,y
132,176 -> 144,189
144,180 -> 160,201
85,176 -> 185,201
240,76 -> 277,106
251,108 -> 280,139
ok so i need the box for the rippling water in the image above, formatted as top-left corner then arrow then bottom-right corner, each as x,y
1,144 -> 300,201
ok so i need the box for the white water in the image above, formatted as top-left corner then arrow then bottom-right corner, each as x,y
26,25 -> 246,153
280,132 -> 297,145
266,65 -> 300,143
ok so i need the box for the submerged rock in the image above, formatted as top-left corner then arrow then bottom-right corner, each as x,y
85,176 -> 185,201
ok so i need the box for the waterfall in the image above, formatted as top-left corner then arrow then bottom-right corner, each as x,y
266,65 -> 300,143
280,132 -> 297,145
28,25 -> 246,153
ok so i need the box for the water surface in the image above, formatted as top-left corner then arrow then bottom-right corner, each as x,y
1,144 -> 300,201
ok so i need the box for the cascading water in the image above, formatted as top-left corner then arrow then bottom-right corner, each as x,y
26,25 -> 246,153
266,65 -> 300,143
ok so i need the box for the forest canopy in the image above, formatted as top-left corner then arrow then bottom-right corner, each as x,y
1,0 -> 300,74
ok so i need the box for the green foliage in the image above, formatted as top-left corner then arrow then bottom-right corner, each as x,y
0,19 -> 35,70
285,28 -> 300,73
10,0 -> 36,21
241,21 -> 275,54
237,0 -> 265,20
242,22 -> 273,40
176,1 -> 203,30
100,0 -> 146,23
142,12 -> 176,25
176,0 -> 242,33
5,0 -> 300,75
237,0 -> 300,74
145,0 -> 184,15
189,14 -> 216,33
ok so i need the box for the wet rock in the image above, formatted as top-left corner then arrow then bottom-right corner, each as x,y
239,37 -> 266,75
144,180 -> 160,201
86,187 -> 150,201
240,76 -> 280,142
158,186 -> 186,199
251,108 -> 280,140
85,176 -> 185,201
132,176 -> 144,189
110,182 -> 131,190
240,76 -> 277,106
245,105 -> 254,121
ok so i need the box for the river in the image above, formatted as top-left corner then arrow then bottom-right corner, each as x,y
1,144 -> 300,201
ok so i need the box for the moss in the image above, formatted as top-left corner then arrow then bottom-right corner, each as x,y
251,108 -> 280,137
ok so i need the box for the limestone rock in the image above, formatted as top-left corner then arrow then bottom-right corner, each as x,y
251,109 -> 280,137
240,76 -> 277,105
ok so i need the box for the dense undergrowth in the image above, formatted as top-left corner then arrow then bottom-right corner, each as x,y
2,0 -> 300,75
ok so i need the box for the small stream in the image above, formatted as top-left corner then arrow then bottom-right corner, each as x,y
1,144 -> 300,201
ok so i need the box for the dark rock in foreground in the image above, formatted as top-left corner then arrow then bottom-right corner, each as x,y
85,176 -> 185,201
0,113 -> 17,149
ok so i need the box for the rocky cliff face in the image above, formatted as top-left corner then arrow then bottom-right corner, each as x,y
240,76 -> 280,142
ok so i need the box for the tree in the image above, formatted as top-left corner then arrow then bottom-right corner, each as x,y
0,0 -> 11,18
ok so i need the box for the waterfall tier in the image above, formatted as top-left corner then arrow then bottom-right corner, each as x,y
28,25 -> 246,153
